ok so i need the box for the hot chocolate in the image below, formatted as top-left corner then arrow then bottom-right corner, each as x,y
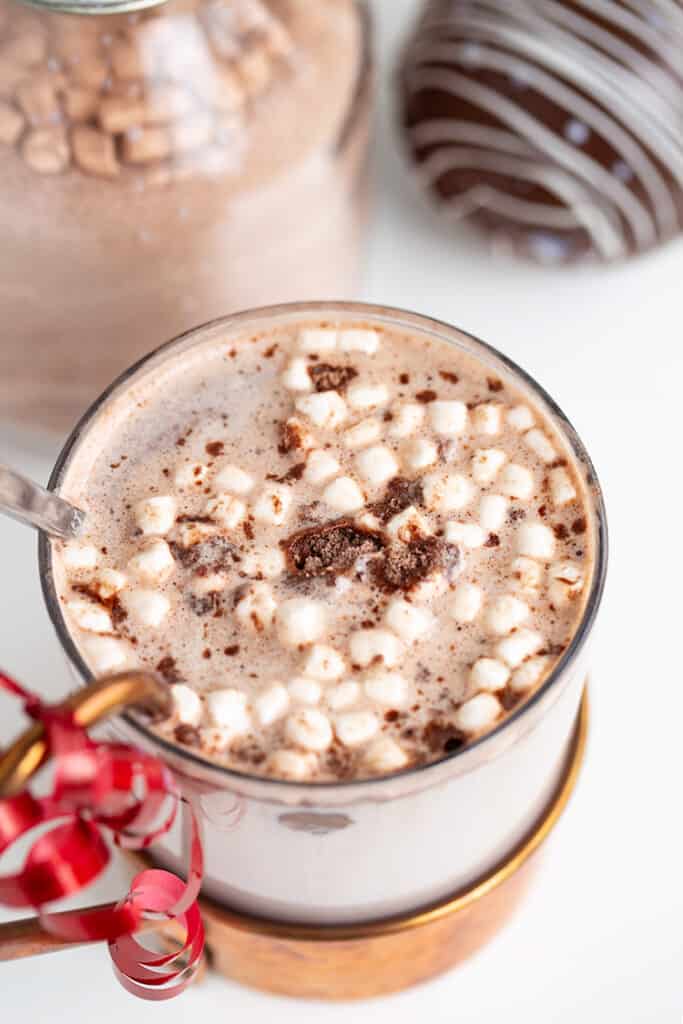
51,308 -> 597,781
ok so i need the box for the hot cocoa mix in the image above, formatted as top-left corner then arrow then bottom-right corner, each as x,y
0,0 -> 369,432
52,314 -> 596,781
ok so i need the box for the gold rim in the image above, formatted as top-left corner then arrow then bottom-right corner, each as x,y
0,671 -> 169,798
202,690 -> 589,942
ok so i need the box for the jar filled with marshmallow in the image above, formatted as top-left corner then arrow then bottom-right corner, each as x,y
0,0 -> 372,435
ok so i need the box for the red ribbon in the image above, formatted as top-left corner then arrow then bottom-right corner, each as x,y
0,670 -> 205,1000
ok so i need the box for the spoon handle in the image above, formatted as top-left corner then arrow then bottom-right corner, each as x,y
0,464 -> 84,540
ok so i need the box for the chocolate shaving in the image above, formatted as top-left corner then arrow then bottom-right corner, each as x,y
415,389 -> 437,403
369,476 -> 424,523
205,441 -> 224,456
487,377 -> 504,392
174,724 -> 200,748
278,419 -> 308,454
170,535 -> 240,572
282,518 -> 385,578
439,371 -> 459,384
267,462 -> 306,484
308,363 -> 358,392
156,655 -> 181,683
373,537 -> 460,593
188,591 -> 223,616
422,720 -> 465,754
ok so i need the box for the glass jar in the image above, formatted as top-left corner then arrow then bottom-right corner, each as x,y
0,0 -> 371,435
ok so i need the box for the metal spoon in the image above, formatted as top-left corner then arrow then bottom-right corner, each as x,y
0,464 -> 84,539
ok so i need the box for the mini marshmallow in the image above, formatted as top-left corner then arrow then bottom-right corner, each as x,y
128,539 -> 175,584
177,520 -> 217,548
338,328 -> 379,354
298,328 -> 337,353
506,404 -> 534,431
93,569 -> 127,600
485,594 -> 529,635
510,655 -> 550,693
364,737 -> 408,773
135,495 -> 176,536
206,493 -> 246,529
254,684 -> 290,727
277,598 -> 326,647
516,522 -> 555,560
174,462 -> 210,489
335,710 -> 379,747
191,572 -> 227,596
524,428 -> 557,464
355,445 -> 399,488
241,547 -> 285,579
423,472 -> 474,512
253,483 -> 291,526
511,556 -> 543,593
285,708 -> 333,751
410,572 -> 448,604
288,678 -> 322,705
326,680 -> 360,711
450,582 -> 484,623
387,402 -> 424,439
364,670 -> 409,707
401,438 -> 438,472
472,448 -> 507,485
386,505 -> 432,543
549,561 -> 584,606
234,582 -> 277,633
384,598 -> 434,644
470,657 -> 510,692
67,599 -> 113,634
206,689 -> 251,737
495,628 -> 543,668
455,693 -> 501,733
214,464 -> 254,495
197,727 -> 233,754
303,644 -> 346,682
62,542 -> 98,572
549,467 -> 577,508
282,417 -> 317,453
349,628 -> 404,668
445,521 -> 485,549
81,634 -> 129,673
281,357 -> 313,392
471,403 -> 502,435
295,391 -> 347,429
121,588 -> 170,628
322,476 -> 365,513
171,684 -> 202,727
304,449 -> 340,484
479,494 -> 508,531
267,749 -> 317,780
498,464 -> 534,500
428,400 -> 467,437
347,382 -> 390,411
356,511 -> 382,532
343,417 -> 382,449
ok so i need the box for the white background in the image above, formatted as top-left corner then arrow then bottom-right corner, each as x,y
1,2 -> 681,1019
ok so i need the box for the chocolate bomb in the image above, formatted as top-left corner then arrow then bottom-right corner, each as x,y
398,0 -> 683,264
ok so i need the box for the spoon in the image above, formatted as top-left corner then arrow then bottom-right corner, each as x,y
0,464 -> 84,540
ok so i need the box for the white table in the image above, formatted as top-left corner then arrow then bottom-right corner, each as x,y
1,3 -> 681,1019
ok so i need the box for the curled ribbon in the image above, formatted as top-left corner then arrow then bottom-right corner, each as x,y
0,670 -> 204,1000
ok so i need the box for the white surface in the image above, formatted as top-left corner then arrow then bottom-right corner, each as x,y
1,1 -> 681,1019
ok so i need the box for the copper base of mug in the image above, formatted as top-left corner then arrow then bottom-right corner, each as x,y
138,690 -> 589,1000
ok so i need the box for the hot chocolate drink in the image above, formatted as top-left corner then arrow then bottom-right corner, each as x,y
51,308 -> 596,781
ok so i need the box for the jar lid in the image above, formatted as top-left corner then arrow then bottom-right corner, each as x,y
20,0 -> 166,14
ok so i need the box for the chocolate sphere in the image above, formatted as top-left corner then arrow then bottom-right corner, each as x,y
398,1 -> 683,264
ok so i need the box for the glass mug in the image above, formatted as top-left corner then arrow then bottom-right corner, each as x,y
0,0 -> 372,435
38,303 -> 607,942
